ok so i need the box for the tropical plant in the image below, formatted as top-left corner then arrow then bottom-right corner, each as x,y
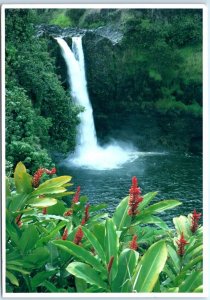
6,162 -> 203,293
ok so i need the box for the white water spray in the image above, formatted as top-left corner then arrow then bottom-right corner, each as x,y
56,37 -> 138,170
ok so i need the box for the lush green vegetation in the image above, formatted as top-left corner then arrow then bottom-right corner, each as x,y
6,162 -> 203,293
5,9 -> 80,173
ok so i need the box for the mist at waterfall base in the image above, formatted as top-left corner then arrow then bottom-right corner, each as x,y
56,36 -> 138,170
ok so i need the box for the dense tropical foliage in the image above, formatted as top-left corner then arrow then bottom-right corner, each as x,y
6,162 -> 203,293
5,8 -> 202,175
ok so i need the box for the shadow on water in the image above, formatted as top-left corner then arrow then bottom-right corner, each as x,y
58,152 -> 202,227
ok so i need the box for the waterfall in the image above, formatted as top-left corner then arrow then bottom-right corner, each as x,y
56,37 -> 137,170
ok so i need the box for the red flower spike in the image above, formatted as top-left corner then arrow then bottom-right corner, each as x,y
191,209 -> 201,233
64,209 -> 73,217
81,204 -> 90,225
107,256 -> 115,273
62,228 -> 68,240
176,232 -> 189,257
129,235 -> 138,250
42,207 -> 47,215
32,167 -> 56,188
128,176 -> 143,217
44,167 -> 56,175
73,226 -> 84,245
32,168 -> 45,188
72,186 -> 81,204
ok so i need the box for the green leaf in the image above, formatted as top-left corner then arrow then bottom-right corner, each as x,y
6,264 -> 30,275
14,162 -> 33,194
28,197 -> 57,208
138,191 -> 158,210
132,214 -> 169,230
91,224 -> 105,250
132,240 -> 168,292
19,224 -> 39,253
30,187 -> 66,198
143,200 -> 182,215
6,271 -> 19,287
31,270 -> 58,290
193,285 -> 203,292
24,247 -> 49,268
52,240 -> 105,273
89,203 -> 108,212
75,277 -> 87,292
41,280 -> 58,292
38,176 -> 72,189
173,215 -> 192,239
66,262 -> 108,290
105,218 -> 119,280
167,244 -> 180,275
179,271 -> 203,292
112,249 -> 139,292
47,201 -> 67,215
82,227 -> 106,265
113,196 -> 131,230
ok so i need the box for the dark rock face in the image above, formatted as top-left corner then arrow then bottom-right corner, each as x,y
40,19 -> 202,154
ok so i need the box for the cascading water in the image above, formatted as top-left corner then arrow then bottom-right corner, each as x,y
56,36 -> 138,170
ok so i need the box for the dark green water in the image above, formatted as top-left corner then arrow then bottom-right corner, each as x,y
59,152 -> 202,226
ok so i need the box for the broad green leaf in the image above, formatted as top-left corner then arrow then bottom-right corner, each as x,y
143,200 -> 182,215
47,201 -> 67,215
193,285 -> 203,292
28,197 -> 57,208
138,191 -> 158,210
132,240 -> 168,292
82,227 -> 106,265
113,196 -> 131,230
19,224 -> 39,253
179,271 -> 203,292
24,247 -> 49,268
173,215 -> 192,239
167,244 -> 180,274
66,262 -> 108,290
31,270 -> 58,290
41,280 -> 58,292
132,214 -> 169,230
8,193 -> 29,212
167,287 -> 179,292
52,240 -> 105,273
112,249 -> 139,292
6,265 -> 30,275
29,186 -> 66,198
177,256 -> 203,278
91,224 -> 106,250
6,271 -> 19,287
14,162 -> 33,194
105,218 -> 119,280
75,277 -> 87,292
38,176 -> 72,189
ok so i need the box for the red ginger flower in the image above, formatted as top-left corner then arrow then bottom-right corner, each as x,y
129,235 -> 138,250
64,209 -> 73,217
32,167 -> 56,188
62,228 -> 68,240
73,226 -> 84,245
81,204 -> 90,225
128,176 -> 143,216
191,209 -> 201,233
176,232 -> 189,257
72,186 -> 81,204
